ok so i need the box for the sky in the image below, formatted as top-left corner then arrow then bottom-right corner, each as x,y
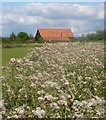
1,1 -> 104,37
2,0 -> 105,2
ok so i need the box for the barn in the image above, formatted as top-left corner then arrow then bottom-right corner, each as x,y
35,29 -> 74,41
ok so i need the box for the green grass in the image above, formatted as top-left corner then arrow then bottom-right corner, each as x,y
2,47 -> 30,65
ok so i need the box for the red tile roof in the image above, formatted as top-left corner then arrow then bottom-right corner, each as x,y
38,29 -> 74,41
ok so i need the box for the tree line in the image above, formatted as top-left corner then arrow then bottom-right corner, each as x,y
1,29 -> 104,44
81,30 -> 104,41
1,32 -> 33,43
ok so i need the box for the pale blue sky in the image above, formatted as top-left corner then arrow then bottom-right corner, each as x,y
2,0 -> 105,2
1,0 -> 105,7
2,2 -> 104,7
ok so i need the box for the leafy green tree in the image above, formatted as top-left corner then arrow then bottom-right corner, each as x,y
84,30 -> 104,41
96,30 -> 104,40
87,33 -> 97,41
9,32 -> 16,43
16,32 -> 30,43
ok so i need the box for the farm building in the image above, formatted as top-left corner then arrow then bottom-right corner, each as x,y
35,29 -> 74,41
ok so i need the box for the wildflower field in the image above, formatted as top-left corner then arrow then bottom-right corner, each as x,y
1,42 -> 105,119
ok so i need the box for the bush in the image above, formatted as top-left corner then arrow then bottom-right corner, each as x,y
37,37 -> 46,43
67,38 -> 72,42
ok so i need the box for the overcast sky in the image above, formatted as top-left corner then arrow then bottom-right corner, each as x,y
1,2 -> 104,37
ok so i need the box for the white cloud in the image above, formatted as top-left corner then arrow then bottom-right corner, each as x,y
2,3 -> 104,37
98,11 -> 104,19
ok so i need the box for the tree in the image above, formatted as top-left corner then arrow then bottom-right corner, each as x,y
9,32 -> 16,43
16,32 -> 30,43
96,30 -> 104,40
83,30 -> 104,41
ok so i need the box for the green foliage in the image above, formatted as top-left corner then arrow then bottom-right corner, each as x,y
9,32 -> 16,43
2,37 -> 10,43
16,32 -> 30,43
2,32 -> 16,44
68,38 -> 72,42
2,32 -> 31,43
96,30 -> 104,40
38,37 -> 46,43
83,30 -> 104,41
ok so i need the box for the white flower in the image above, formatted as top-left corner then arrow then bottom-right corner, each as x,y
30,83 -> 36,88
12,115 -> 19,118
87,98 -> 96,107
37,90 -> 45,95
58,90 -> 64,94
10,58 -> 16,63
74,113 -> 85,118
73,100 -> 80,106
19,88 -> 26,93
96,108 -> 105,115
44,94 -> 53,101
16,58 -> 22,63
60,96 -> 66,101
32,107 -> 45,118
81,101 -> 87,105
78,76 -> 82,81
63,81 -> 69,86
15,106 -> 25,115
38,97 -> 44,102
50,103 -> 59,109
45,81 -> 58,88
58,100 -> 67,106
55,113 -> 60,118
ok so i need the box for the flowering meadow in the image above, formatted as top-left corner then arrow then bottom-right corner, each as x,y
1,42 -> 105,119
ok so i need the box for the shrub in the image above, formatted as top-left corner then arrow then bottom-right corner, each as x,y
67,38 -> 72,42
38,37 -> 46,43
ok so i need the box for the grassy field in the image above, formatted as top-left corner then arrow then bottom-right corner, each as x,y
2,47 -> 31,65
1,42 -> 105,119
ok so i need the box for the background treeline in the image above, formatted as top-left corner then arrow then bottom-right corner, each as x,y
1,29 -> 104,44
1,32 -> 33,44
80,30 -> 104,42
